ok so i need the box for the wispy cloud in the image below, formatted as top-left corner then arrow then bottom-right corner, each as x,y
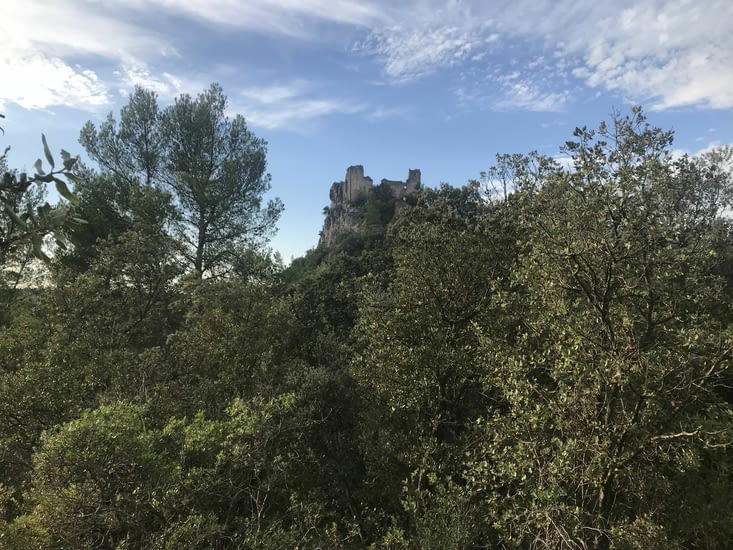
567,1 -> 733,110
1,0 -> 166,59
365,105 -> 411,121
492,71 -> 569,112
115,63 -> 206,102
356,23 -> 498,83
0,0 -> 169,110
234,81 -> 365,130
358,0 -> 733,110
0,0 -> 383,126
453,60 -> 571,113
239,81 -> 315,105
135,0 -> 387,38
1,0 -> 730,118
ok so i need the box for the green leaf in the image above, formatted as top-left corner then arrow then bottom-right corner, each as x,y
41,134 -> 55,169
37,203 -> 52,217
31,233 -> 49,261
2,201 -> 28,229
54,177 -> 79,206
65,172 -> 81,184
63,157 -> 77,171
52,229 -> 67,243
33,158 -> 44,175
60,149 -> 78,171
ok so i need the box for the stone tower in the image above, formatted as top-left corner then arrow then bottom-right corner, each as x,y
319,165 -> 421,247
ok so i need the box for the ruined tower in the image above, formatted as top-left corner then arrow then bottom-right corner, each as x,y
319,165 -> 420,247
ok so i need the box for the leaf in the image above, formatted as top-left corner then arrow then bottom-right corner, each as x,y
54,232 -> 68,250
60,149 -> 78,171
63,157 -> 77,171
41,133 -> 55,169
37,202 -> 52,217
2,201 -> 28,229
65,172 -> 81,184
31,233 -> 50,261
34,158 -> 44,175
54,177 -> 79,206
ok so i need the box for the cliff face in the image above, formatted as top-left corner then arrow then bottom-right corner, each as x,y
319,165 -> 420,248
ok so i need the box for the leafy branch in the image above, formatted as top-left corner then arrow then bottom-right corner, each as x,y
1,132 -> 84,261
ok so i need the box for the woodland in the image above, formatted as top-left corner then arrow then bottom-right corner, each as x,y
1,85 -> 732,549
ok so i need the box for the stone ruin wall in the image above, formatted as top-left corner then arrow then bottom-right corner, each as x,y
379,168 -> 421,201
319,165 -> 421,247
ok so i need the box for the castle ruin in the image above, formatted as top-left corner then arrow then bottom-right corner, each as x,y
319,165 -> 421,247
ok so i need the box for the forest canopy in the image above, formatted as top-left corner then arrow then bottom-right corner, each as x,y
1,104 -> 732,549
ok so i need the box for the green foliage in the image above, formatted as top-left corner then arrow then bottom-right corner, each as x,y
1,131 -> 82,263
2,107 -> 732,549
355,182 -> 512,448
79,87 -> 164,189
364,181 -> 398,228
464,108 -> 733,548
27,402 -> 171,549
12,394 -> 360,548
79,84 -> 283,278
162,83 -> 283,277
159,279 -> 297,417
57,169 -> 177,272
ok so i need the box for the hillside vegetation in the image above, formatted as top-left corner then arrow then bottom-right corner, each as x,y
1,96 -> 732,548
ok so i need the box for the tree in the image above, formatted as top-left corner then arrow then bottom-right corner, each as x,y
20,402 -> 173,549
79,84 -> 283,278
1,130 -> 81,264
161,83 -> 282,277
14,394 -> 354,548
352,182 -> 517,547
80,87 -> 164,189
466,108 -> 733,548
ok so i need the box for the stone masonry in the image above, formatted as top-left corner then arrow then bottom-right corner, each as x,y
319,165 -> 420,247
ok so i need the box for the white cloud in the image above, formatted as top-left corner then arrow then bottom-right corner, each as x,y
565,1 -> 733,110
0,51 -> 109,111
116,63 -> 205,102
356,22 -> 498,83
672,141 -> 733,161
494,73 -> 569,112
1,0 -> 730,117
133,0 -> 387,37
0,0 -> 169,111
1,1 -> 165,59
454,61 -> 571,113
356,0 -> 733,110
234,81 -> 365,130
365,105 -> 411,121
239,81 -> 315,104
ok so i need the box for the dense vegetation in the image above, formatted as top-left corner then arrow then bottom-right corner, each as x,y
1,94 -> 732,548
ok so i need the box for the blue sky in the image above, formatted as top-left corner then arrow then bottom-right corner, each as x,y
2,0 -> 732,260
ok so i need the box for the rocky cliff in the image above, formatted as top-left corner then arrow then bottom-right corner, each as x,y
319,165 -> 420,247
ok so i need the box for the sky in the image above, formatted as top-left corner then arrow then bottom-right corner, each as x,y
1,0 -> 732,261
